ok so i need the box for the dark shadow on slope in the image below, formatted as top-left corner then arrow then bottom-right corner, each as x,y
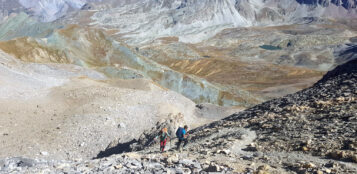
339,44 -> 357,56
296,0 -> 355,9
96,118 -> 185,159
318,57 -> 357,83
95,139 -> 136,159
335,44 -> 357,65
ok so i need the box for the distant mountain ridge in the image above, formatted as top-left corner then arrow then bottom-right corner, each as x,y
0,0 -> 356,23
87,0 -> 357,44
297,0 -> 357,9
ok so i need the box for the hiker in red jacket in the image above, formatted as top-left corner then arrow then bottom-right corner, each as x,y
155,128 -> 171,152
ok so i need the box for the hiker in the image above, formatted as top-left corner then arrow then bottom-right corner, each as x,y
176,125 -> 189,151
155,127 -> 171,152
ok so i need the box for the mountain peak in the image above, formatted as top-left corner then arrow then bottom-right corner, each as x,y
17,0 -> 88,22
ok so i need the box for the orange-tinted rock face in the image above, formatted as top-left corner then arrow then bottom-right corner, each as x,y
0,37 -> 70,63
159,58 -> 324,97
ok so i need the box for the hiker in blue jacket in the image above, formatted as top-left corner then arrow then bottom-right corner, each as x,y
176,125 -> 189,151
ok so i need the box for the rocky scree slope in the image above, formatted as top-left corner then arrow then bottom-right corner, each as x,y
124,57 -> 357,161
189,58 -> 357,157
227,57 -> 357,157
0,49 -> 219,161
101,58 -> 357,173
181,58 -> 357,172
2,56 -> 355,173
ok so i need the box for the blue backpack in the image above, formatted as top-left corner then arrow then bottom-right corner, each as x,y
176,127 -> 184,139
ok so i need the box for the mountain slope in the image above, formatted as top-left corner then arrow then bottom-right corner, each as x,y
1,0 -> 356,43
0,0 -> 355,107
115,56 -> 357,173
0,24 -> 260,106
1,47 -> 356,174
17,0 -> 87,22
0,49 -> 224,160
87,0 -> 357,44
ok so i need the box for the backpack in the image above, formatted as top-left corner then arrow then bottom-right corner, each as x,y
176,127 -> 184,139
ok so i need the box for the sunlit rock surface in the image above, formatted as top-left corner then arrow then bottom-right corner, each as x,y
137,22 -> 356,100
0,25 -> 256,106
0,0 -> 356,107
